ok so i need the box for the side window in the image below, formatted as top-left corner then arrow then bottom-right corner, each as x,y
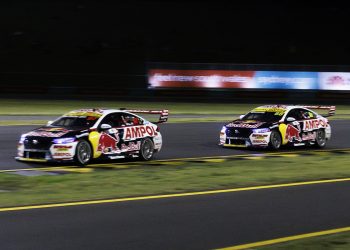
300,109 -> 315,120
100,113 -> 144,128
286,109 -> 299,120
100,113 -> 124,128
120,113 -> 144,126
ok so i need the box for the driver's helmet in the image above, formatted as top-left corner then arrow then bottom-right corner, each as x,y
301,111 -> 310,119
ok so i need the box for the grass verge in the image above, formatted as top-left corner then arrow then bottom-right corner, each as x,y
1,154 -> 350,208
259,230 -> 350,250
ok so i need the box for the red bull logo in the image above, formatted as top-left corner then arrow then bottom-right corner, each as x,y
97,133 -> 120,153
286,124 -> 302,142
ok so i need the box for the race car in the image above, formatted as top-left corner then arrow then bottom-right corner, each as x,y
219,105 -> 335,149
16,108 -> 168,165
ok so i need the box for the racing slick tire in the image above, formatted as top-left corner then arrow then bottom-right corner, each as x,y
139,138 -> 155,161
74,140 -> 93,165
315,129 -> 327,148
269,130 -> 282,150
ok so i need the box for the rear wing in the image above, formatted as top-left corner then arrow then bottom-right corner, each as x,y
125,109 -> 169,123
303,105 -> 336,117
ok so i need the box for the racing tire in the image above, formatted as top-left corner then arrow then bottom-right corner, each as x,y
139,138 -> 155,161
269,130 -> 282,150
74,140 -> 92,166
315,129 -> 326,148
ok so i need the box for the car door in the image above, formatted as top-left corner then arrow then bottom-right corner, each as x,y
298,108 -> 318,142
97,112 -> 144,155
284,108 -> 304,143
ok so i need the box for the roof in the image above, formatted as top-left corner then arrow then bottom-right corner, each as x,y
252,105 -> 289,113
63,108 -> 148,118
64,108 -> 115,118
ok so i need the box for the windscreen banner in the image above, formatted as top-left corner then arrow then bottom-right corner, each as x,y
148,68 -> 350,91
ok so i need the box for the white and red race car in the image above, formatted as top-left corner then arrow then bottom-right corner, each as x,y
16,108 -> 168,165
220,105 -> 335,149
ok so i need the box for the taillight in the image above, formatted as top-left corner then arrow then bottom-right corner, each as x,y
156,126 -> 160,132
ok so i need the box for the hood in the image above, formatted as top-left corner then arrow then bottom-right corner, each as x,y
26,126 -> 85,138
225,120 -> 271,129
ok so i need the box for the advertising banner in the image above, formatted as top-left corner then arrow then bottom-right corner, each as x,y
319,72 -> 350,90
148,67 -> 350,91
148,69 -> 255,89
253,71 -> 318,90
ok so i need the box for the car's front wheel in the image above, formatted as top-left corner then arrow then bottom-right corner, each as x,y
269,130 -> 282,150
74,140 -> 92,165
139,138 -> 154,161
315,129 -> 327,148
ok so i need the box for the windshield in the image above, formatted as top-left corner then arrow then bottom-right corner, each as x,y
242,112 -> 283,122
51,116 -> 99,128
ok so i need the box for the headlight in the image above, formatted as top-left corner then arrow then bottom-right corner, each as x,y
252,128 -> 270,133
220,126 -> 227,133
52,137 -> 76,144
19,134 -> 27,143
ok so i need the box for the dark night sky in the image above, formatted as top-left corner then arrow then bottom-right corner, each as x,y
1,1 -> 350,76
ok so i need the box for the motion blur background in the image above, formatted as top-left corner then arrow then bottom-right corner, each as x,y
1,1 -> 349,103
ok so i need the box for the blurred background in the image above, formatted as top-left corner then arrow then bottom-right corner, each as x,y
0,0 -> 349,103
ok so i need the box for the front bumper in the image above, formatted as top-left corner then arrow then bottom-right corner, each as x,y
17,141 -> 78,162
220,130 -> 271,148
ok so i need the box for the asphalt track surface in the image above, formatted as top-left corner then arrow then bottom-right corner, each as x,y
0,120 -> 350,170
1,181 -> 350,249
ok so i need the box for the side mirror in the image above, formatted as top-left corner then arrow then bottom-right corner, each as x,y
100,124 -> 112,130
47,120 -> 53,126
286,117 -> 296,122
239,115 -> 245,119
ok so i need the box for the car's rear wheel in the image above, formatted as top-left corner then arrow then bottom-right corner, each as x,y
139,138 -> 154,161
269,130 -> 282,150
315,129 -> 326,148
75,140 -> 92,165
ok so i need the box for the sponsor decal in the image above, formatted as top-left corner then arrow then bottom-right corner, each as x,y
302,132 -> 316,141
252,139 -> 268,144
53,152 -> 72,157
286,124 -> 302,142
97,131 -> 141,154
123,125 -> 158,140
27,128 -> 70,137
253,107 -> 286,114
251,134 -> 269,139
120,141 -> 140,152
97,133 -> 119,153
53,145 -> 72,149
303,119 -> 327,131
65,109 -> 103,117
226,121 -> 265,129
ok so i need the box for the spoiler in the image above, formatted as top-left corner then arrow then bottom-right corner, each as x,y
303,105 -> 336,117
125,109 -> 169,123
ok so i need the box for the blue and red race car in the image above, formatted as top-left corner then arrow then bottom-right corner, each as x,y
16,108 -> 168,165
219,105 -> 335,149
